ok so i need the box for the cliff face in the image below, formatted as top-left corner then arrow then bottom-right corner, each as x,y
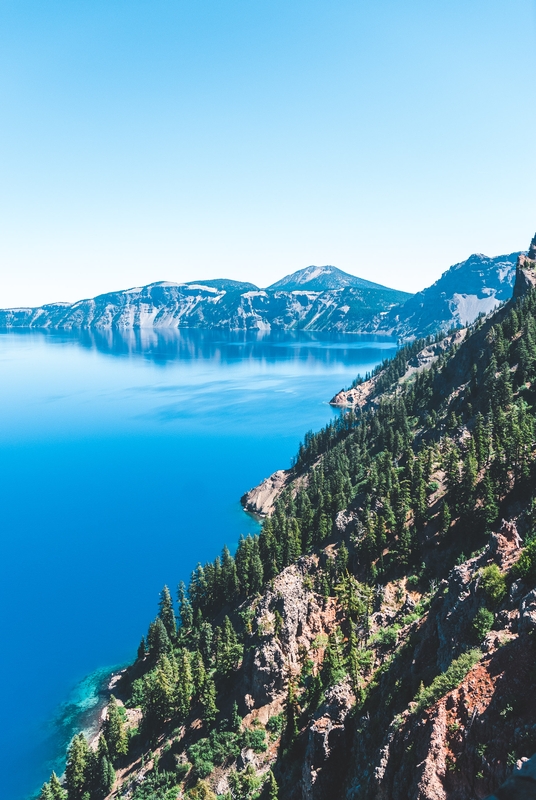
0,275 -> 409,333
0,249 -> 526,338
385,251 -> 521,340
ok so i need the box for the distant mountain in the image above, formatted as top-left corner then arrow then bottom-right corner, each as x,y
0,270 -> 411,332
384,251 -> 522,339
0,251 -> 525,336
268,265 -> 390,293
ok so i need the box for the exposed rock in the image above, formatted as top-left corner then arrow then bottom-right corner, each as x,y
330,382 -> 375,408
513,248 -> 536,300
301,681 -> 355,800
237,748 -> 259,771
520,590 -> 536,633
242,560 -> 338,708
241,469 -> 289,516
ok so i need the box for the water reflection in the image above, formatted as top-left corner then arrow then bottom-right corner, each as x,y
1,328 -> 397,369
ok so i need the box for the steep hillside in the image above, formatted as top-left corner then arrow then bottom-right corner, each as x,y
384,251 -> 521,339
38,240 -> 536,800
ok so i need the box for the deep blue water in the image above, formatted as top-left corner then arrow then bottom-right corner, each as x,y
0,328 -> 396,800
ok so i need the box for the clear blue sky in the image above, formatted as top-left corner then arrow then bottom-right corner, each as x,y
0,0 -> 535,307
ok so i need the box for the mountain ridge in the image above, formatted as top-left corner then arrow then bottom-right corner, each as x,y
0,249 -> 526,339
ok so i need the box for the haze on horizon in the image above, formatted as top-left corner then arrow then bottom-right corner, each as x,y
0,0 -> 535,308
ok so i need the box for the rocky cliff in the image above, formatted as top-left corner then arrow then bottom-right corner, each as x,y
383,251 -> 522,340
0,268 -> 409,333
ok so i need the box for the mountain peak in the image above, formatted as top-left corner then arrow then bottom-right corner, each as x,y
267,265 -> 393,293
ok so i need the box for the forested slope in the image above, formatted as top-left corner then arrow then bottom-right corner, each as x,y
39,238 -> 536,800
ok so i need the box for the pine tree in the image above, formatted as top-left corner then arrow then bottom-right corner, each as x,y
265,770 -> 279,800
176,648 -> 193,718
335,542 -> 349,576
191,650 -> 206,695
322,629 -> 346,687
158,585 -> 177,638
147,617 -> 172,658
221,545 -> 239,602
230,700 -> 241,733
49,772 -> 67,800
283,681 -> 299,747
249,538 -> 264,594
137,636 -> 146,660
65,734 -> 90,800
178,580 -> 194,630
215,616 -> 242,677
38,783 -> 55,800
439,501 -> 451,536
200,676 -> 218,728
94,736 -> 115,798
103,695 -> 128,761
142,653 -> 178,732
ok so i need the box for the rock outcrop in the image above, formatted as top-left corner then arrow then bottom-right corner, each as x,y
241,470 -> 290,516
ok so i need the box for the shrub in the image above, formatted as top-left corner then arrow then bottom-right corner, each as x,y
132,770 -> 180,800
511,539 -> 536,587
266,713 -> 284,734
372,626 -> 399,648
243,728 -> 267,753
413,649 -> 481,713
479,564 -> 507,607
185,781 -> 217,800
472,607 -> 494,641
187,731 -> 241,778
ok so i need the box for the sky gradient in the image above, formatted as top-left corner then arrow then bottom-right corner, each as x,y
0,0 -> 535,307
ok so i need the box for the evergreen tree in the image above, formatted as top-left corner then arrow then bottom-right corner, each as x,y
176,648 -> 193,718
103,695 -> 128,761
221,545 -> 239,602
322,629 -> 346,687
137,636 -> 146,660
147,617 -> 172,658
335,542 -> 349,577
230,700 -> 241,733
65,734 -> 91,800
49,772 -> 67,800
38,783 -> 55,800
178,580 -> 194,630
265,770 -> 279,800
142,654 -> 178,732
215,616 -> 242,678
191,649 -> 207,695
94,736 -> 115,798
283,681 -> 299,747
158,584 -> 176,639
439,501 -> 451,536
200,677 -> 218,728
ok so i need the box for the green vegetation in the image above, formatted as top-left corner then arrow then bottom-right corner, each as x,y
479,564 -> 507,607
413,650 -> 482,713
511,538 -> 536,586
472,607 -> 494,641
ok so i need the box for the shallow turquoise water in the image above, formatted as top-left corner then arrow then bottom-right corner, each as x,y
0,328 -> 396,800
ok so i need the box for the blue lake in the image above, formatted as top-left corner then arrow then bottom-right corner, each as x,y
0,328 -> 396,800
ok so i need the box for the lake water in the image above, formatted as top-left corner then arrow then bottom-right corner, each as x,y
0,328 -> 396,800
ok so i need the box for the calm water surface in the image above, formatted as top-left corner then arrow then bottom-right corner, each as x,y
0,329 -> 396,800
